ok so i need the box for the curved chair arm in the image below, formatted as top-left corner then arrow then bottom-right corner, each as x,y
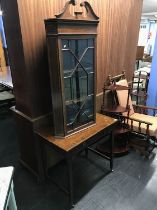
133,104 -> 157,116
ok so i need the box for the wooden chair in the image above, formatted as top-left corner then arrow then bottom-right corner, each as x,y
115,74 -> 157,157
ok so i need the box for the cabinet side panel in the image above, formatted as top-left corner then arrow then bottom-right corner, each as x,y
46,37 -> 65,136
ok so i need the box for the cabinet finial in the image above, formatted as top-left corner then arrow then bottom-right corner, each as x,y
55,0 -> 99,21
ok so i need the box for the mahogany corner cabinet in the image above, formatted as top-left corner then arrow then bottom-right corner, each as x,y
45,1 -> 99,137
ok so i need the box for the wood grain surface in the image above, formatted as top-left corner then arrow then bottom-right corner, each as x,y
36,113 -> 117,152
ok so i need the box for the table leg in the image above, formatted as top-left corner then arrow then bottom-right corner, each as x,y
66,156 -> 74,208
35,136 -> 46,182
110,131 -> 114,172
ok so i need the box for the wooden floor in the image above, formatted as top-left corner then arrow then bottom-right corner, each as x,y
1,113 -> 157,210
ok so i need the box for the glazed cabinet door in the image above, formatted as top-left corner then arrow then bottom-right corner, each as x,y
61,37 -> 96,134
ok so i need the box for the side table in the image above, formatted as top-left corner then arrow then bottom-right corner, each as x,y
35,113 -> 118,207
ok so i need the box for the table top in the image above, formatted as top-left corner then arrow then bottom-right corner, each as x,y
36,113 -> 117,152
0,166 -> 14,210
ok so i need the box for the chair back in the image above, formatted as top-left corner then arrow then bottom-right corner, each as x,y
116,79 -> 134,116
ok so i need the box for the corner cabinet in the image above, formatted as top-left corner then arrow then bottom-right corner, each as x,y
45,1 -> 99,137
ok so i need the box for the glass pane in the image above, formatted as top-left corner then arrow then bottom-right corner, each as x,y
70,68 -> 87,100
66,103 -> 79,125
88,39 -> 94,47
64,77 -> 72,101
77,39 -> 88,59
81,48 -> 94,72
88,73 -> 94,95
66,95 -> 94,129
69,40 -> 76,53
83,95 -> 94,118
62,50 -> 77,71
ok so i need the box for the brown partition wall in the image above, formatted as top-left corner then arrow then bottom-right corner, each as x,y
0,0 -> 143,176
